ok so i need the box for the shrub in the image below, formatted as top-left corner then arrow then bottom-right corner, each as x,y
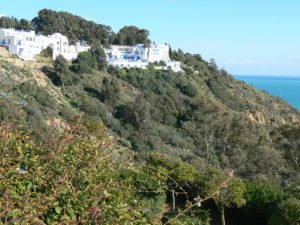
70,51 -> 97,74
0,122 -> 152,224
40,46 -> 53,58
269,198 -> 300,225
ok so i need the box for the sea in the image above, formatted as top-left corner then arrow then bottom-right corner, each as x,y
234,75 -> 300,112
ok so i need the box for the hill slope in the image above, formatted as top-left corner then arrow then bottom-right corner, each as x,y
1,46 -> 299,184
1,9 -> 300,222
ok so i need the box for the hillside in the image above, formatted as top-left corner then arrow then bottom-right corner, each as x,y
0,9 -> 300,225
35,46 -> 300,183
0,47 -> 77,137
0,46 -> 299,223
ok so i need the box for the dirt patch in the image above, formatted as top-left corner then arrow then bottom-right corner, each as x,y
247,111 -> 266,125
0,47 -> 67,104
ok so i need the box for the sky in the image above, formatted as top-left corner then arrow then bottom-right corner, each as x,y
1,0 -> 300,76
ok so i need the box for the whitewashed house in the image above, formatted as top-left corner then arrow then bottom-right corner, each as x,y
105,43 -> 182,72
0,28 -> 90,61
134,43 -> 170,62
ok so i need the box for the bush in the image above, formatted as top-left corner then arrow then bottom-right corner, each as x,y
269,198 -> 300,225
0,122 -> 152,224
70,51 -> 97,74
40,46 -> 53,58
245,182 -> 283,212
91,47 -> 108,71
177,81 -> 198,97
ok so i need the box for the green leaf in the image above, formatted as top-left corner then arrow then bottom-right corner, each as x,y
55,206 -> 62,215
17,146 -> 23,154
67,208 -> 76,220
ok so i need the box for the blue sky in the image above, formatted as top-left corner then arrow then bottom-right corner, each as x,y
1,0 -> 300,76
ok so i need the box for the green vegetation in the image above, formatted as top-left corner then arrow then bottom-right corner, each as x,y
1,9 -> 300,224
0,120 -> 157,224
113,25 -> 151,46
39,46 -> 53,59
30,9 -> 151,48
1,9 -> 151,48
0,16 -> 33,30
31,9 -> 113,47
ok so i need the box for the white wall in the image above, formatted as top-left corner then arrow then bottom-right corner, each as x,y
105,43 -> 181,72
109,59 -> 148,69
0,28 -> 90,61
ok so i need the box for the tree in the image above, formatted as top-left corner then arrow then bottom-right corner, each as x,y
100,77 -> 121,105
40,46 -> 53,58
32,9 -> 113,47
0,16 -> 17,28
114,96 -> 151,130
0,17 -> 33,30
53,55 -> 69,74
245,181 -> 283,213
208,58 -> 218,71
15,18 -> 33,30
45,55 -> 79,86
197,169 -> 246,225
269,198 -> 300,225
114,26 -> 150,46
70,51 -> 97,74
91,47 -> 108,71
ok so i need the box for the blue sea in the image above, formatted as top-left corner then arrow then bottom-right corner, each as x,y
234,75 -> 300,112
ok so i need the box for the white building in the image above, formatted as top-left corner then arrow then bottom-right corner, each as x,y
134,43 -> 170,62
105,43 -> 181,72
109,59 -> 148,69
0,28 -> 90,61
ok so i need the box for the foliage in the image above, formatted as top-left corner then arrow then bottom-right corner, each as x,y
196,169 -> 246,225
146,153 -> 198,185
31,9 -> 151,49
40,46 -> 53,58
113,26 -> 151,46
90,47 -> 108,71
165,208 -> 211,225
114,96 -> 151,130
271,124 -> 300,172
38,47 -> 300,185
1,9 -> 300,224
99,77 -> 121,105
245,181 -> 283,212
0,17 -> 33,30
70,51 -> 98,74
32,9 -> 114,47
42,55 -> 79,86
0,121 -> 154,224
268,198 -> 300,225
119,168 -> 166,219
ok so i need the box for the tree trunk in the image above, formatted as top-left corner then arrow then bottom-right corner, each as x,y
147,47 -> 150,61
220,206 -> 226,225
171,189 -> 176,210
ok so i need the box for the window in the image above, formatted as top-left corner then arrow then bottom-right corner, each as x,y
17,40 -> 21,45
2,39 -> 5,45
8,39 -> 10,44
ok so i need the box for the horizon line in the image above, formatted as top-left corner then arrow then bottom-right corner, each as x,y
234,74 -> 300,77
